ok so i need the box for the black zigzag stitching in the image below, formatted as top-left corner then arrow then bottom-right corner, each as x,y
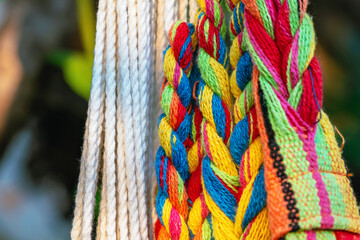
258,85 -> 300,233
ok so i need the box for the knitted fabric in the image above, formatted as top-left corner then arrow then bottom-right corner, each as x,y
240,0 -> 360,239
227,1 -> 270,239
195,0 -> 239,239
155,21 -> 198,240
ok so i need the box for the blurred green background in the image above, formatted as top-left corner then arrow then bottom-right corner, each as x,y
0,0 -> 358,239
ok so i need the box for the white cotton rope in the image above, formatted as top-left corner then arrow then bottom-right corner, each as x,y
115,1 -> 130,239
136,1 -> 151,239
70,0 -> 200,238
164,0 -> 178,36
127,0 -> 143,239
71,0 -> 154,238
71,0 -> 107,238
97,160 -> 108,240
71,111 -> 89,240
103,0 -> 118,238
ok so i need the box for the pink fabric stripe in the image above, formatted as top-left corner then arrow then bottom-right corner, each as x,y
173,63 -> 181,90
275,91 -> 334,228
314,171 -> 334,228
298,129 -> 334,228
306,230 -> 317,240
169,207 -> 181,240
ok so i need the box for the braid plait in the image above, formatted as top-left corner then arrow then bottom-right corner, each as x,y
187,83 -> 212,240
187,56 -> 204,206
155,21 -> 198,240
186,7 -> 212,239
227,1 -> 271,239
187,91 -> 212,239
242,0 -> 360,238
195,0 -> 240,239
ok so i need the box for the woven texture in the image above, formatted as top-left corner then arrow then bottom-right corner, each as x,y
240,0 -> 360,238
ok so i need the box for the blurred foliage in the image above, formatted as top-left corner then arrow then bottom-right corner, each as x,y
48,0 -> 95,100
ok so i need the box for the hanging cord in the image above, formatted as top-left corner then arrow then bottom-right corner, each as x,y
116,0 -> 133,239
72,0 -> 153,238
71,111 -> 90,240
226,1 -> 270,239
136,0 -> 152,239
126,0 -> 150,238
164,0 -> 179,34
71,0 -> 107,238
154,21 -> 197,239
102,0 -> 118,238
195,0 -> 240,239
96,155 -> 109,240
154,0 -> 167,130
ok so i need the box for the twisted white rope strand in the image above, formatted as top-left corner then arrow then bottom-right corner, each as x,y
103,0 -> 118,238
71,0 -> 107,238
115,0 -> 130,239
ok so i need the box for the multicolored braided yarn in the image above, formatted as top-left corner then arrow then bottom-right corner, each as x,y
187,103 -> 204,207
195,0 -> 240,239
187,84 -> 212,239
227,1 -> 270,239
186,49 -> 211,239
241,0 -> 360,238
155,21 -> 197,240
